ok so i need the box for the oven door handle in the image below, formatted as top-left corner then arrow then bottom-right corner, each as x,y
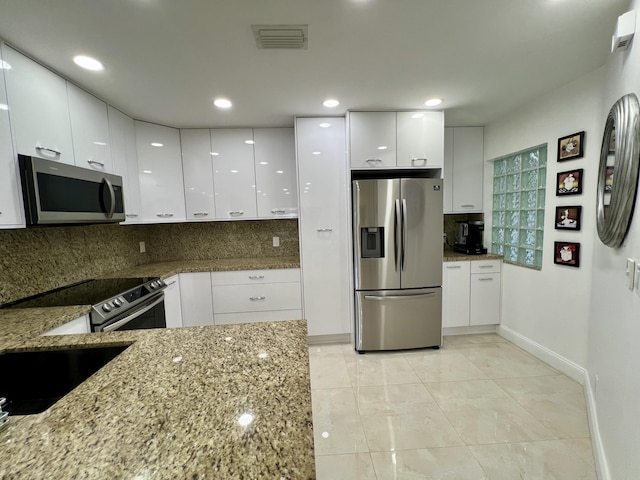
101,295 -> 164,333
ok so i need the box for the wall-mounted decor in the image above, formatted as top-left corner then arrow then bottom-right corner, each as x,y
557,131 -> 585,161
555,206 -> 582,230
597,93 -> 640,248
554,241 -> 580,267
556,169 -> 583,196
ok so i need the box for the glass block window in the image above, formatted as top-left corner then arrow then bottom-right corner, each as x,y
491,145 -> 547,269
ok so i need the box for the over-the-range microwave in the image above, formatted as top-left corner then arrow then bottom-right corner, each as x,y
18,154 -> 125,226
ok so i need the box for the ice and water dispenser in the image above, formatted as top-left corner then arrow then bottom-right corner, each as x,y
360,227 -> 384,258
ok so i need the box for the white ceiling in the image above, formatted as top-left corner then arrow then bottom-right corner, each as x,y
0,0 -> 629,128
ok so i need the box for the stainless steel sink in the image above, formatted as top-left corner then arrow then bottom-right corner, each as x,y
0,344 -> 130,415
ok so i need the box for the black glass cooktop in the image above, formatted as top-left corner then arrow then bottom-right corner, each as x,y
3,278 -> 153,309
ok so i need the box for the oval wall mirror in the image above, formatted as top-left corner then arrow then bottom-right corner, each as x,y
596,93 -> 640,248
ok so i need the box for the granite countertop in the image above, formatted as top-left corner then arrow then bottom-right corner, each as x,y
443,248 -> 503,262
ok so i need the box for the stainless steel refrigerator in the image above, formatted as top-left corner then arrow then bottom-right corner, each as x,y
352,177 -> 443,352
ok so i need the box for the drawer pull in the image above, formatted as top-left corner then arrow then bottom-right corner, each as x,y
446,265 -> 462,269
248,275 -> 265,280
250,296 -> 266,301
460,204 -> 475,208
478,265 -> 493,269
229,211 -> 244,216
156,213 -> 174,218
365,293 -> 435,301
317,228 -> 333,232
271,209 -> 286,214
36,145 -> 62,156
193,212 -> 209,217
478,277 -> 494,281
125,213 -> 139,218
411,158 -> 427,165
365,158 -> 382,165
87,159 -> 105,168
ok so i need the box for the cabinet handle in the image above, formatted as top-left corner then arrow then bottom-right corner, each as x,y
460,204 -> 475,208
365,158 -> 382,165
193,212 -> 209,217
411,158 -> 428,165
166,280 -> 177,286
156,213 -> 174,218
446,265 -> 462,269
478,277 -> 494,281
248,275 -> 265,280
250,296 -> 266,301
36,145 -> 62,156
317,228 -> 333,232
229,211 -> 244,216
270,209 -> 286,214
87,159 -> 105,168
125,213 -> 139,218
478,265 -> 493,269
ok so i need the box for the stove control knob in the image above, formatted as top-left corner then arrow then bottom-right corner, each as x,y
113,298 -> 123,307
157,279 -> 166,287
102,303 -> 112,313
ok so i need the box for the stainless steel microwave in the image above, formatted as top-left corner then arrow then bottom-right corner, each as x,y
18,154 -> 125,226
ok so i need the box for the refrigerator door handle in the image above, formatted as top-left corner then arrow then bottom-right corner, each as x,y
401,198 -> 407,271
394,199 -> 401,271
364,293 -> 436,301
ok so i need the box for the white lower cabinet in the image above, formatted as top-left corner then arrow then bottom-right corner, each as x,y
211,269 -> 302,325
41,314 -> 90,336
179,272 -> 214,327
163,275 -> 183,328
442,259 -> 501,328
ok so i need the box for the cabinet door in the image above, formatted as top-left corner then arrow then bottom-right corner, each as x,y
470,272 -> 501,326
164,275 -> 183,328
108,106 -> 142,223
0,47 -> 24,228
181,129 -> 215,221
349,112 -> 396,168
443,127 -> 454,213
442,261 -> 470,328
396,111 -> 444,168
180,272 -> 214,327
67,83 -> 112,172
296,117 -> 351,336
254,128 -> 298,218
211,129 -> 258,219
451,127 -> 484,213
3,45 -> 74,164
135,121 -> 186,222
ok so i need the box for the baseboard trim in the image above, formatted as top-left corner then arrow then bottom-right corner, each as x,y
443,325 -> 498,336
308,333 -> 351,345
496,325 -> 610,480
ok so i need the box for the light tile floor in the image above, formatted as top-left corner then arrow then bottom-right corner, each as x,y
309,334 -> 596,480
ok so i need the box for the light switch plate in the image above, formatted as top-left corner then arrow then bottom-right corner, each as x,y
273,236 -> 280,247
139,241 -> 146,253
627,258 -> 635,290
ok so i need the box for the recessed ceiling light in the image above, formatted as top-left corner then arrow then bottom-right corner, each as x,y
214,98 -> 232,109
73,55 -> 104,72
411,113 -> 425,119
150,142 -> 163,147
276,170 -> 284,174
424,98 -> 443,107
323,99 -> 340,108
319,122 -> 331,128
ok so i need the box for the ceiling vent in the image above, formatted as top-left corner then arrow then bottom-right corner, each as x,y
611,10 -> 636,53
251,24 -> 308,49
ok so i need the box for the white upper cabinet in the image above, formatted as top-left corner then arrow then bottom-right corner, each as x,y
135,121 -> 186,223
296,117 -> 352,337
253,128 -> 297,218
67,83 -> 112,172
181,129 -> 215,221
349,111 -> 443,169
349,112 -> 396,168
396,111 -> 443,168
211,128 -> 257,220
0,46 -> 24,228
2,45 -> 74,165
444,126 -> 484,213
108,106 -> 142,223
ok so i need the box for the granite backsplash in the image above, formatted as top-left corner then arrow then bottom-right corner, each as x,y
0,219 -> 299,306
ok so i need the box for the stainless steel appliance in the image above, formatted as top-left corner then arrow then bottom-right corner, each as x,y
18,154 -> 125,226
4,277 -> 167,332
352,177 -> 443,352
454,220 -> 487,254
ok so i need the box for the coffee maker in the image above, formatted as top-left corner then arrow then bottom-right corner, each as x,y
454,221 -> 487,254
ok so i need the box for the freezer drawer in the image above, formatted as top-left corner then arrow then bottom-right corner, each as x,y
355,287 -> 442,351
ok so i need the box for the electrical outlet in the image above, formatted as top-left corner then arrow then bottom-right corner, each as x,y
273,236 -> 280,247
139,241 -> 146,253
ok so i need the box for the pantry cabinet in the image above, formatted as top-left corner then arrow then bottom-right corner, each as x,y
444,127 -> 484,213
108,106 -> 142,223
179,272 -> 214,327
2,45 -> 75,165
296,117 -> 352,337
181,129 -> 215,221
67,83 -> 112,172
135,121 -> 186,223
349,111 -> 444,169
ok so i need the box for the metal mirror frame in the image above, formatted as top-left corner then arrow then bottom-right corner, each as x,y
596,93 -> 640,248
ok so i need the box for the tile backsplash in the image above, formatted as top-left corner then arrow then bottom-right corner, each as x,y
0,219 -> 299,306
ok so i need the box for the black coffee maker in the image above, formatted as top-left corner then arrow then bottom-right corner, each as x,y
454,221 -> 487,254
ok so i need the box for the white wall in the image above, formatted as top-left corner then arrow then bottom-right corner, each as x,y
484,68 -> 604,369
586,1 -> 640,478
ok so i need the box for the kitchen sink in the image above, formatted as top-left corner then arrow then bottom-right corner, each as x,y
0,344 -> 130,415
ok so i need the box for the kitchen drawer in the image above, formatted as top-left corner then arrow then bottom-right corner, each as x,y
214,309 -> 303,325
212,282 -> 302,313
210,268 -> 300,286
470,259 -> 501,274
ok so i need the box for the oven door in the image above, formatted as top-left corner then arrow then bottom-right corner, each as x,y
93,294 -> 166,333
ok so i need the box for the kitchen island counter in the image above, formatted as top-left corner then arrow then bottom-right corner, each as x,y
0,320 -> 314,479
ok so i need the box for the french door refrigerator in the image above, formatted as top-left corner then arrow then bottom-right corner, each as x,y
353,177 -> 443,352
